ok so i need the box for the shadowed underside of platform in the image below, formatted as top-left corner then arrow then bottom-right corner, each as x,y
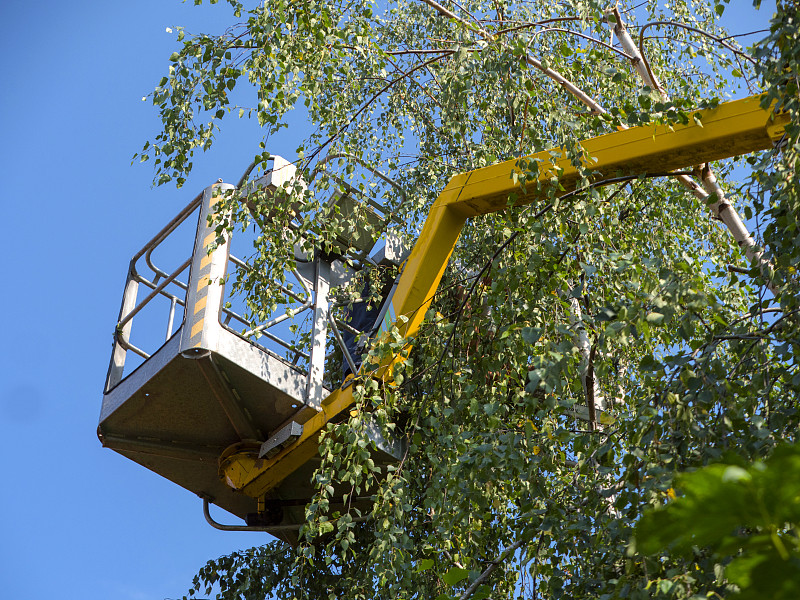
98,325 -> 328,532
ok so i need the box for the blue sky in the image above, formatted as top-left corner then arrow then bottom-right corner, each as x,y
0,1 -> 777,599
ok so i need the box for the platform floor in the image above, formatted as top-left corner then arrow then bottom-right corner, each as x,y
99,326 -> 323,528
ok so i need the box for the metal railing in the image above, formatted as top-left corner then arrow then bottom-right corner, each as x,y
106,158 -> 407,401
105,184 -> 340,394
105,192 -> 204,391
217,254 -> 314,372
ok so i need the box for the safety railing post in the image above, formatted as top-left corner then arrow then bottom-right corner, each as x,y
306,258 -> 331,409
180,182 -> 235,357
105,269 -> 140,392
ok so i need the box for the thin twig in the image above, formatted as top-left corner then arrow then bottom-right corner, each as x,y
637,20 -> 758,92
416,0 -> 607,114
530,27 -> 634,61
495,16 -> 583,37
458,537 -> 528,600
306,51 -> 454,164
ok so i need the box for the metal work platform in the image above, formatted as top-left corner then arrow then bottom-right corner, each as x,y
99,157 -> 406,540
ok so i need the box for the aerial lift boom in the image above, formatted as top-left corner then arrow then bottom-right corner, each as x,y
100,94 -> 788,536
217,94 -> 788,499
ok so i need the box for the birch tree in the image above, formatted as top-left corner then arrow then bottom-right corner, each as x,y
137,1 -> 800,598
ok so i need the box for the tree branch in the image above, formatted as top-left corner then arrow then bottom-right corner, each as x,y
586,342 -> 598,431
638,19 -> 758,84
697,163 -> 777,294
609,9 -> 776,292
307,50 -> 454,164
416,0 -> 607,114
458,537 -> 527,600
530,27 -> 634,62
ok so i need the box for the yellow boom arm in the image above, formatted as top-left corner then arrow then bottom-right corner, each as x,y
220,94 -> 788,498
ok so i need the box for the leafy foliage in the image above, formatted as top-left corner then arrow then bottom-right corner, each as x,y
634,442 -> 800,600
137,0 -> 800,599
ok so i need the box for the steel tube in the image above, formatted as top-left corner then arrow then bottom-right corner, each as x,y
144,249 -> 190,293
166,297 -> 177,341
328,313 -> 359,376
228,254 -> 311,304
309,153 -> 407,205
242,302 -> 313,338
219,306 -> 253,328
134,273 -> 188,305
333,315 -> 361,336
219,320 -> 311,362
118,257 -> 192,329
202,498 -> 369,533
131,191 -> 204,264
105,274 -> 141,391
202,498 -> 303,533
116,335 -> 151,360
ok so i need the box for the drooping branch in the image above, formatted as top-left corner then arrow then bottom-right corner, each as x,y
416,0 -> 607,114
429,230 -> 522,388
637,19 -> 758,91
383,51 -> 446,110
307,50 -> 454,163
495,16 -> 584,37
529,27 -> 634,62
457,537 -> 528,600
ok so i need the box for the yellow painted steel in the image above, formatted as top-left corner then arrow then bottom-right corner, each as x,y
221,387 -> 356,498
219,94 -> 789,498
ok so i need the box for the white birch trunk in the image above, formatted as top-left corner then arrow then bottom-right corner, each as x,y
698,165 -> 777,292
608,8 -> 775,291
607,9 -> 713,203
567,289 -> 606,418
613,359 -> 627,408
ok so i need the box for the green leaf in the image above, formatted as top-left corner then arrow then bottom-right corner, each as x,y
645,312 -> 665,324
521,327 -> 542,345
417,558 -> 435,572
598,412 -> 616,426
442,567 -> 470,586
472,585 -> 492,600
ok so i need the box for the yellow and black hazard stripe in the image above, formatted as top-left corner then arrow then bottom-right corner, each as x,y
187,190 -> 225,347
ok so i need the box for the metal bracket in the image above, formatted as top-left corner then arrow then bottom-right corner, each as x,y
259,421 -> 304,459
